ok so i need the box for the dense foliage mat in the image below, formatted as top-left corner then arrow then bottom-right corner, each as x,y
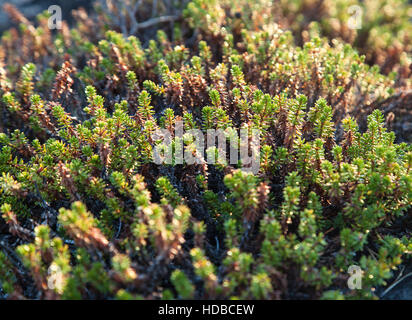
0,0 -> 411,299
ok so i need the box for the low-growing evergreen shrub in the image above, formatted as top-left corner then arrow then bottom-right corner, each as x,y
0,0 -> 411,300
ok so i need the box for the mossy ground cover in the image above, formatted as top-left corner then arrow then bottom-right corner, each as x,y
0,0 -> 411,300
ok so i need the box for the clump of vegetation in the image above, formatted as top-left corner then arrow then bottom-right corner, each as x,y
0,0 -> 411,300
275,0 -> 412,79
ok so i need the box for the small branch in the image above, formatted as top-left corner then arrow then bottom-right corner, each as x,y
133,0 -> 143,13
152,0 -> 159,18
135,15 -> 180,31
128,0 -> 143,35
115,219 -> 122,239
0,239 -> 26,276
380,271 -> 412,298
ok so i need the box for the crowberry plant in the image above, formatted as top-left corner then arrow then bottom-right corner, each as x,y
0,0 -> 411,300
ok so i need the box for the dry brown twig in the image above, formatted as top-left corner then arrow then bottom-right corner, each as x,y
98,0 -> 182,35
